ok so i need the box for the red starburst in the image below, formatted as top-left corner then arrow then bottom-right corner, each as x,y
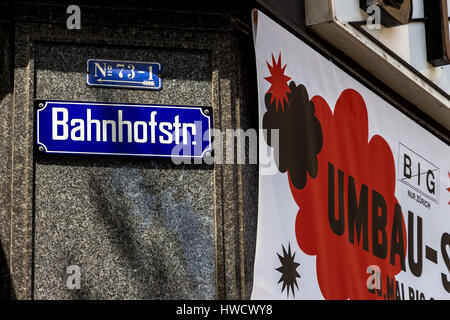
265,53 -> 291,112
447,172 -> 450,205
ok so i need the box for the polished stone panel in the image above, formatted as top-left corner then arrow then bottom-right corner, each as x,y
0,16 -> 14,300
34,43 -> 216,299
4,2 -> 259,300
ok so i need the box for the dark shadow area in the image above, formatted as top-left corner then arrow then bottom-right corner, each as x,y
0,1 -> 13,101
0,1 -> 15,301
84,170 -> 213,299
236,18 -> 259,299
0,240 -> 15,300
12,0 -> 256,70
34,43 -> 213,82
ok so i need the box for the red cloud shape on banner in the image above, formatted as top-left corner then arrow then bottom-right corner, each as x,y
289,89 -> 407,300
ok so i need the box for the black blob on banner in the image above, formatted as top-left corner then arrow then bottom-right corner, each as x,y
263,82 -> 323,190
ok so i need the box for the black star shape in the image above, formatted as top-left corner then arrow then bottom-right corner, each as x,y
275,243 -> 301,298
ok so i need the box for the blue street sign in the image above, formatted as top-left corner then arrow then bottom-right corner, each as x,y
36,100 -> 212,159
86,59 -> 162,90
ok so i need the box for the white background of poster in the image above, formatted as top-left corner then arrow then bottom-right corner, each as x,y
252,10 -> 450,300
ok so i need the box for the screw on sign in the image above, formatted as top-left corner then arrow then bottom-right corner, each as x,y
360,0 -> 450,66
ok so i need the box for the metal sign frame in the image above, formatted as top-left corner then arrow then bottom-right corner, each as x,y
86,58 -> 163,90
35,100 -> 213,159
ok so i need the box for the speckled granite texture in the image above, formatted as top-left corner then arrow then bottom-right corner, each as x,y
35,157 -> 215,299
34,42 -> 215,299
0,14 -> 14,300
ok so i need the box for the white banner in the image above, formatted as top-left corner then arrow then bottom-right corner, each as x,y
252,10 -> 450,300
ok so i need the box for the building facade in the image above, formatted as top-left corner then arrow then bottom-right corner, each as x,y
0,0 -> 448,300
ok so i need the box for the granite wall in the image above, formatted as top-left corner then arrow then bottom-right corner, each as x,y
0,1 -> 259,300
0,1 -> 15,300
